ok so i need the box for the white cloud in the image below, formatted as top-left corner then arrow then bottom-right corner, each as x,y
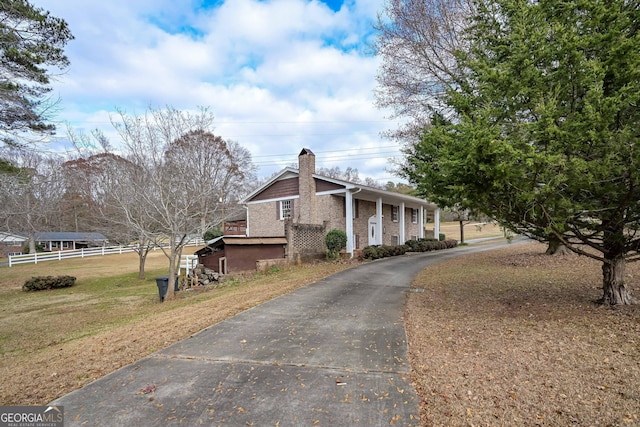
44,0 -> 402,182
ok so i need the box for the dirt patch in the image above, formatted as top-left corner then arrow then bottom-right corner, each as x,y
406,242 -> 640,426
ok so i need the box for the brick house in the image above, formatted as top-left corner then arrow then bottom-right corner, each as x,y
242,148 -> 440,259
0,232 -> 27,258
34,232 -> 108,252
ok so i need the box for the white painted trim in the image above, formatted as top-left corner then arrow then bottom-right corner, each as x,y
376,198 -> 383,245
399,202 -> 405,244
245,195 -> 300,205
345,190 -> 354,256
316,189 -> 349,196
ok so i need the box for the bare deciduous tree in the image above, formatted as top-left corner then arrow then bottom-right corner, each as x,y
108,106 -> 255,300
0,150 -> 66,251
373,0 -> 473,141
166,130 -> 256,236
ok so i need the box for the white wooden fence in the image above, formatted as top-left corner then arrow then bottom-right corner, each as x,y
7,240 -> 205,267
180,254 -> 199,276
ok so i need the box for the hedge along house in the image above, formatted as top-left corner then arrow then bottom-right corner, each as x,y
242,148 -> 440,259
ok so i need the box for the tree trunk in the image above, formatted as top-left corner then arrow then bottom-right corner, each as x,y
166,249 -> 176,301
545,234 -> 571,255
28,234 -> 36,254
600,256 -> 635,305
137,251 -> 147,280
459,220 -> 464,244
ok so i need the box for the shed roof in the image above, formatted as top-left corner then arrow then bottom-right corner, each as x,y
195,236 -> 287,256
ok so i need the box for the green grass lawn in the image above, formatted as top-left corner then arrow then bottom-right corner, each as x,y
0,249 -> 360,405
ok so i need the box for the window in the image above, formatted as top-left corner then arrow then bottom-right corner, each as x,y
411,209 -> 418,224
391,235 -> 399,246
391,205 -> 399,222
280,200 -> 292,220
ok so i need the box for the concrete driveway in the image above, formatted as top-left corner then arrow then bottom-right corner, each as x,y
51,239 -> 517,426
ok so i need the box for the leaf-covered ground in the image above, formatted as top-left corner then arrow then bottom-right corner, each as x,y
406,241 -> 640,426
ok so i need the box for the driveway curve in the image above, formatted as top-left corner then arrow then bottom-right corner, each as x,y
52,239 -> 519,426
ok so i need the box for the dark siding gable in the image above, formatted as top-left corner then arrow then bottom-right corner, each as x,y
315,178 -> 344,192
250,177 -> 299,202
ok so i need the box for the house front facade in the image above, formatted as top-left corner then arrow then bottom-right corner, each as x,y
242,148 -> 440,258
34,232 -> 108,252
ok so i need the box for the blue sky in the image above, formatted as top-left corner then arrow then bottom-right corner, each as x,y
44,0 -> 405,182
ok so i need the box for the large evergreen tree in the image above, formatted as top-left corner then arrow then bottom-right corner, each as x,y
0,0 -> 73,147
401,0 -> 640,305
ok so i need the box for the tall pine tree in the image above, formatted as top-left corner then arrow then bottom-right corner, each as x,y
403,0 -> 640,305
0,0 -> 73,147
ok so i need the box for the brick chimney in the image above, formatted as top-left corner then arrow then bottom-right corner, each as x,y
298,148 -> 317,224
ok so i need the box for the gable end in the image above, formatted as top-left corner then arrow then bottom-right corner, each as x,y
250,177 -> 299,202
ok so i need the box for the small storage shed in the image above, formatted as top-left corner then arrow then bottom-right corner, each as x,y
194,236 -> 287,274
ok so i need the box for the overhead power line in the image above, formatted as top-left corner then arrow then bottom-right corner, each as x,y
251,145 -> 401,159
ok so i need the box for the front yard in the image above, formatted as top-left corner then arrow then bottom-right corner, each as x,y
406,241 -> 640,426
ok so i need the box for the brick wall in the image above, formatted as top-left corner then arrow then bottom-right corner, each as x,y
298,149 -> 317,224
247,201 -> 286,237
404,207 -> 422,240
317,194 -> 343,230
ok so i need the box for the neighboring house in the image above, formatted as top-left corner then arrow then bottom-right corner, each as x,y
34,232 -> 108,252
0,232 -> 28,258
241,148 -> 440,259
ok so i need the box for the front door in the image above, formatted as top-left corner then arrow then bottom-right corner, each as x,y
368,216 -> 377,246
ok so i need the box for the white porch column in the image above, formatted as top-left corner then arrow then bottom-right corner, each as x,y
244,205 -> 250,237
434,208 -> 441,240
419,207 -> 425,239
345,190 -> 354,256
376,197 -> 383,245
399,202 -> 405,244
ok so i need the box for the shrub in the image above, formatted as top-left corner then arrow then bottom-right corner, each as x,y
364,239 -> 458,259
21,243 -> 44,254
203,228 -> 223,241
405,239 -> 421,251
439,233 -> 446,241
362,245 -> 381,260
23,275 -> 76,292
325,229 -> 348,260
